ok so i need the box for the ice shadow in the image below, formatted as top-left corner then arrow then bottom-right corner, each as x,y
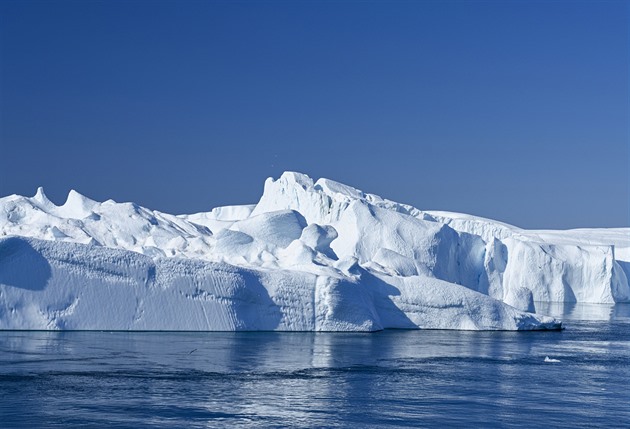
617,260 -> 630,285
331,269 -> 417,330
0,237 -> 52,291
231,270 -> 284,331
227,265 -> 416,332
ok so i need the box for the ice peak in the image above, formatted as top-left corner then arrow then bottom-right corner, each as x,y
252,172 -> 372,224
314,177 -> 365,201
32,187 -> 53,206
59,189 -> 98,219
65,189 -> 95,205
276,171 -> 315,189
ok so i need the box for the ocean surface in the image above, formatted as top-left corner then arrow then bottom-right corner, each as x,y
1,303 -> 629,428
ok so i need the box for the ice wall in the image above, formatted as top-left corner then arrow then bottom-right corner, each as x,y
0,236 -> 559,331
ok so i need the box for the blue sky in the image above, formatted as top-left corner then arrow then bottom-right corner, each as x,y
1,0 -> 628,228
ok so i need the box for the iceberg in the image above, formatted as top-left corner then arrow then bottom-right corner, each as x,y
1,172 -> 626,331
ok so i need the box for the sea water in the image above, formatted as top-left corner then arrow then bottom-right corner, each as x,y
1,303 -> 628,428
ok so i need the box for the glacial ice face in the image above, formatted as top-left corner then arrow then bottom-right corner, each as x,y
0,236 -> 560,331
0,171 -> 627,331
420,211 -> 630,308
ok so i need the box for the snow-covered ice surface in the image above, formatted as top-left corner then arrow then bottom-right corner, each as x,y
1,171 -> 626,331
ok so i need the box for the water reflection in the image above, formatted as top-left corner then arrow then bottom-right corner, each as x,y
535,302 -> 630,321
0,330 -> 543,375
0,305 -> 629,428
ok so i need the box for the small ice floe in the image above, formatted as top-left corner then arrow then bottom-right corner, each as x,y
544,356 -> 561,363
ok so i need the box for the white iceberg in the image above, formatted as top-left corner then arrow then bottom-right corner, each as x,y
1,171 -> 627,331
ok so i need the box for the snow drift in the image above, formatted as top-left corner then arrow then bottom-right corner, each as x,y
1,171 -> 626,331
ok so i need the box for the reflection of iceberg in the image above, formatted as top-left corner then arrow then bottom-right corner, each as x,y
1,172 -> 627,331
534,302 -> 630,322
611,304 -> 630,321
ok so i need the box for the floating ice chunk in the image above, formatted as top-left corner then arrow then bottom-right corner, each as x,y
544,356 -> 561,363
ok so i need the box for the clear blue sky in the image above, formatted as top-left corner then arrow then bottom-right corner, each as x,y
1,0 -> 628,229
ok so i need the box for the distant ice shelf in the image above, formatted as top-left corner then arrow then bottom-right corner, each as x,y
1,171 -> 628,331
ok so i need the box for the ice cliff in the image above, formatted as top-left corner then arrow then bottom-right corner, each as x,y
1,171 -> 627,331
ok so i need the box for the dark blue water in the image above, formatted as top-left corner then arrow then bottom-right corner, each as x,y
1,303 -> 629,428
